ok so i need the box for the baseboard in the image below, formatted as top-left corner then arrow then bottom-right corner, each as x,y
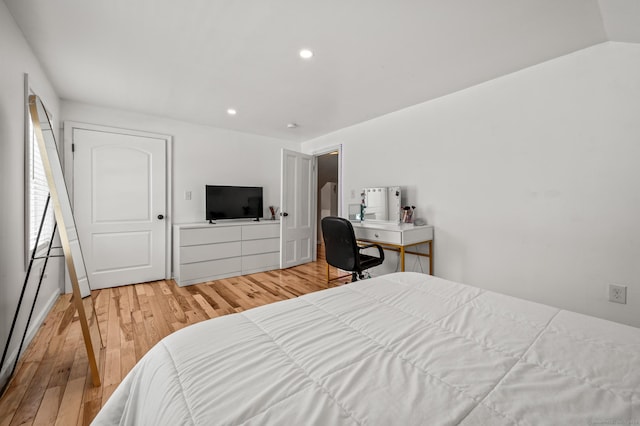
0,289 -> 60,392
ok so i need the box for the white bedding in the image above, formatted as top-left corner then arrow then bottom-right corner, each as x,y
93,272 -> 640,425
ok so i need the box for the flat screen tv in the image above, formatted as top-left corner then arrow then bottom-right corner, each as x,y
205,185 -> 263,222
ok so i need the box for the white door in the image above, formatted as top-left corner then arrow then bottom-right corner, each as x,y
280,149 -> 315,268
72,125 -> 168,289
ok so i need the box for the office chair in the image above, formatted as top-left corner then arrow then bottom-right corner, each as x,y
321,216 -> 385,282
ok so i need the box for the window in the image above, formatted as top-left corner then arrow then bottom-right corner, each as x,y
26,98 -> 55,256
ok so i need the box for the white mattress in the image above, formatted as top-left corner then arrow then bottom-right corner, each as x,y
93,272 -> 640,425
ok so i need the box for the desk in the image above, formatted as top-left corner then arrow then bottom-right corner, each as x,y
353,221 -> 434,273
327,222 -> 434,282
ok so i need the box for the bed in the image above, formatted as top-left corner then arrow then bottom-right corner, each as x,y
92,272 -> 640,425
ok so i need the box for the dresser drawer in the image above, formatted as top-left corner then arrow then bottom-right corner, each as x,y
180,226 -> 241,246
242,238 -> 279,256
242,252 -> 279,273
353,227 -> 402,245
242,223 -> 279,240
180,257 -> 241,282
180,241 -> 241,264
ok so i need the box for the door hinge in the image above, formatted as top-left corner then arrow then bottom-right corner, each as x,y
72,143 -> 75,152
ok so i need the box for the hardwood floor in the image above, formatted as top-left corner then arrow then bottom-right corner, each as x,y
0,249 -> 350,425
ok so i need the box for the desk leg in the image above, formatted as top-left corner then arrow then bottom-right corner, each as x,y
428,240 -> 433,275
400,246 -> 405,272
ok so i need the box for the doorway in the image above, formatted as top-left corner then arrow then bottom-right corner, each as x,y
315,147 -> 341,255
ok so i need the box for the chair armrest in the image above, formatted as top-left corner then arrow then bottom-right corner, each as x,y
358,243 -> 384,260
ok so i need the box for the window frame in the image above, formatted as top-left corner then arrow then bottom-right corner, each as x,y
24,76 -> 55,267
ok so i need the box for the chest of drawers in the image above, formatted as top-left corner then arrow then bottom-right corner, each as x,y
173,221 -> 280,286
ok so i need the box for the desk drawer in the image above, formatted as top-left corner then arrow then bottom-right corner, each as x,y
403,226 -> 434,245
353,228 -> 401,245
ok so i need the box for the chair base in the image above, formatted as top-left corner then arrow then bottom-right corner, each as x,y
351,271 -> 372,282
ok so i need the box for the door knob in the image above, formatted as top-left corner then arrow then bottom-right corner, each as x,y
280,212 -> 289,217
157,214 -> 165,220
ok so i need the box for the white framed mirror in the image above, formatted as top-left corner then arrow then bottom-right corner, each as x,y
358,186 -> 402,223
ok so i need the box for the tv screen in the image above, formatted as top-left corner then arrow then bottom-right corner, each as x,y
206,185 -> 263,221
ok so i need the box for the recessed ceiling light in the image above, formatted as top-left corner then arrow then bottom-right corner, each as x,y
227,108 -> 237,115
299,49 -> 313,59
287,123 -> 298,129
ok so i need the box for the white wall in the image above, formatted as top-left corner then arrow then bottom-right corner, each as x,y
0,3 -> 63,387
302,42 -> 640,328
61,101 -> 300,224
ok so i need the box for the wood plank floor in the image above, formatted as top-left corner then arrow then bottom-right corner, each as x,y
0,248 -> 350,425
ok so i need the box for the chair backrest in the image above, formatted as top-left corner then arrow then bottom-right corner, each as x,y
321,217 -> 359,271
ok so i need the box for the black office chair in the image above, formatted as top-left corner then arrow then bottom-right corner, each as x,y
321,216 -> 385,282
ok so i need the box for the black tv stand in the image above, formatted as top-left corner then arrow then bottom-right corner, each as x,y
253,217 -> 260,222
208,219 -> 215,224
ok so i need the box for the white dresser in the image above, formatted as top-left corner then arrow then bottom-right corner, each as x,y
350,221 -> 434,274
173,221 -> 280,286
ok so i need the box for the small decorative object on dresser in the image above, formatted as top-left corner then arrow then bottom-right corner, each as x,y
269,206 -> 278,220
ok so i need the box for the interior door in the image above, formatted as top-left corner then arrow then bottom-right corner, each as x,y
280,149 -> 315,268
72,125 -> 168,289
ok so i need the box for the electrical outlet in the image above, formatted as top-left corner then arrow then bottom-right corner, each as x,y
184,190 -> 192,201
608,284 -> 627,304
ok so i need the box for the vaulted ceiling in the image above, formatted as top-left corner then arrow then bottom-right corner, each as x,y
4,0 -> 640,141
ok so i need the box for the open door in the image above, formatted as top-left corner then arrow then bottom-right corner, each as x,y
280,149 -> 315,268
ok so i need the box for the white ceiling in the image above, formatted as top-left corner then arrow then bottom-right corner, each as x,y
4,0 -> 639,142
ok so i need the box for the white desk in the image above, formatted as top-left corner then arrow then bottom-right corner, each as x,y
351,221 -> 434,274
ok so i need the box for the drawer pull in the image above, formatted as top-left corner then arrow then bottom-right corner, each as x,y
374,233 -> 379,238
